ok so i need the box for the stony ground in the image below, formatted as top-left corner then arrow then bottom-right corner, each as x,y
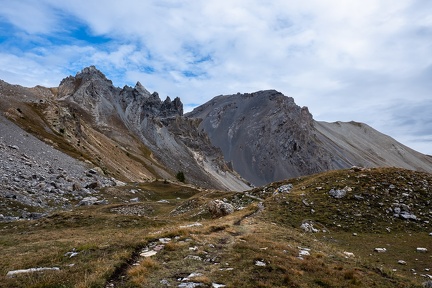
0,115 -> 115,220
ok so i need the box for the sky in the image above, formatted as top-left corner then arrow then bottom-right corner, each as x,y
0,0 -> 431,155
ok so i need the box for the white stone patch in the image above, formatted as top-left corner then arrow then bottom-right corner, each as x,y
159,238 -> 171,244
7,267 -> 60,277
180,223 -> 203,228
140,251 -> 157,257
343,251 -> 355,258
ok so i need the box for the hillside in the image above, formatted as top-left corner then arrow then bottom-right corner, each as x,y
187,90 -> 432,186
1,167 -> 431,287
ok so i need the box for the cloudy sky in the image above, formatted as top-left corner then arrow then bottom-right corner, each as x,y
0,0 -> 431,154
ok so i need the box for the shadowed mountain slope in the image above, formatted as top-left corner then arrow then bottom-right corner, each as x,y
187,90 -> 432,186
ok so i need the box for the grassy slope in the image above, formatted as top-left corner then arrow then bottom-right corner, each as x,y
1,168 -> 430,287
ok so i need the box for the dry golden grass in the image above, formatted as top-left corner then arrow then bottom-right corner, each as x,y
1,167 -> 429,287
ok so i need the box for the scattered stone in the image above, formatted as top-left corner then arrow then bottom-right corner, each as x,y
184,255 -> 202,261
352,233 -> 358,236
8,145 -> 19,150
343,252 -> 355,258
300,221 -> 319,233
158,199 -> 170,203
329,188 -> 347,199
180,223 -> 202,228
212,283 -> 226,288
374,248 -> 387,253
219,268 -> 234,271
153,245 -> 165,251
255,260 -> 266,267
182,272 -> 203,281
7,267 -> 60,277
207,199 -> 234,217
398,260 -> 407,265
178,283 -> 203,288
350,166 -> 364,172
160,279 -> 170,286
276,184 -> 293,193
417,248 -> 428,253
78,196 -> 107,206
85,182 -> 99,189
140,251 -> 157,257
64,249 -> 78,258
130,197 -> 139,203
159,238 -> 171,244
298,247 -> 311,258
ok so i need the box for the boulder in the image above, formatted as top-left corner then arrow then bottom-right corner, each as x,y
329,188 -> 347,199
78,196 -> 107,206
207,200 -> 234,217
276,184 -> 293,193
300,222 -> 319,233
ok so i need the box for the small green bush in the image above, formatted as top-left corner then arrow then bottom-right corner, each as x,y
176,171 -> 185,183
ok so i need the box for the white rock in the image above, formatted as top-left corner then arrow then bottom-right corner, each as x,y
398,260 -> 407,265
300,222 -> 319,233
7,267 -> 60,277
180,222 -> 203,228
374,248 -> 387,253
212,283 -> 226,288
343,252 -> 355,258
255,260 -> 266,266
159,238 -> 171,244
416,248 -> 428,253
182,272 -> 203,281
140,251 -> 157,257
276,184 -> 293,193
178,283 -> 203,288
184,255 -> 202,261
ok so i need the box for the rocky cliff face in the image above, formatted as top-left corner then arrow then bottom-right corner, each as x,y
187,90 -> 432,186
0,66 -> 249,191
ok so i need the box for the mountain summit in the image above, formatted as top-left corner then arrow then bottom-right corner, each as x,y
187,90 -> 432,186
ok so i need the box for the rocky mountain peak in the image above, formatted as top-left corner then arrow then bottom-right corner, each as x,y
134,81 -> 150,96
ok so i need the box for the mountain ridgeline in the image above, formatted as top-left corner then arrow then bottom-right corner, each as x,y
187,90 -> 432,185
1,66 -> 431,189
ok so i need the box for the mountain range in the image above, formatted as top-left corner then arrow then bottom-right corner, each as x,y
1,66 -> 431,190
1,66 -> 432,287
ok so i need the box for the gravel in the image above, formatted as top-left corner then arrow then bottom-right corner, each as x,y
0,115 -> 115,221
